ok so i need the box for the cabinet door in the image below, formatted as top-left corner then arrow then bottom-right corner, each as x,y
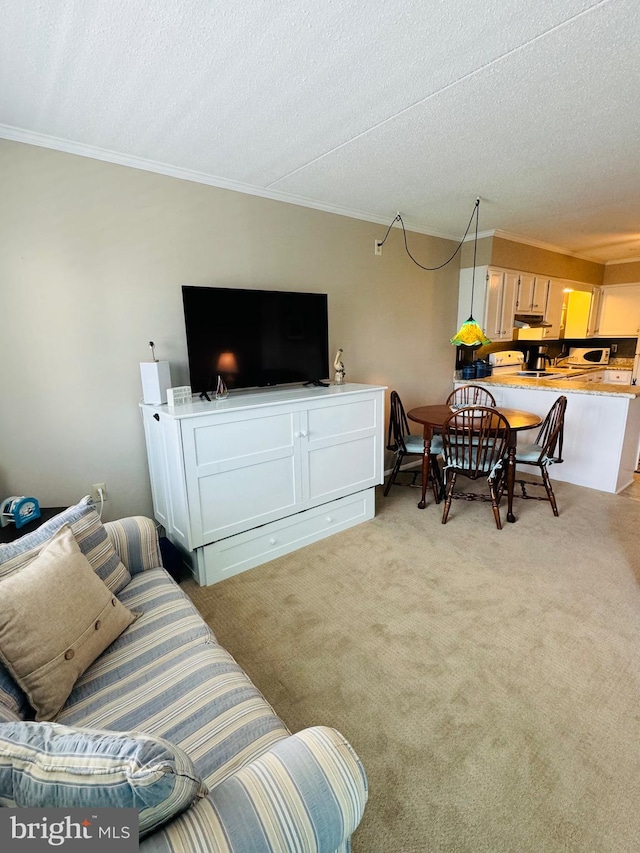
532,276 -> 549,313
542,279 -> 564,339
484,270 -> 517,340
564,289 -> 593,337
484,270 -> 505,339
586,287 -> 602,337
141,408 -> 191,550
516,273 -> 536,312
141,408 -> 170,531
181,409 -> 302,547
301,394 -> 383,503
597,285 -> 640,336
500,272 -> 518,339
457,265 -> 489,331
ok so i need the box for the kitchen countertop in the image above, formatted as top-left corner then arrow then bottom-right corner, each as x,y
466,368 -> 640,398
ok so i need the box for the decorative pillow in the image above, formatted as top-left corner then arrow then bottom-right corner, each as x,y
0,495 -> 131,594
0,721 -> 208,836
0,664 -> 29,720
0,703 -> 21,724
0,526 -> 137,721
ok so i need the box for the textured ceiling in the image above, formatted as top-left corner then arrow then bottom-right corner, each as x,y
1,0 -> 639,262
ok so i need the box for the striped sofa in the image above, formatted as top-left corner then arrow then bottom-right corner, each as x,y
1,515 -> 368,851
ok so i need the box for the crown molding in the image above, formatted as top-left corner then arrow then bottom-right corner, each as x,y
488,229 -> 603,264
0,124 -> 464,242
605,256 -> 640,266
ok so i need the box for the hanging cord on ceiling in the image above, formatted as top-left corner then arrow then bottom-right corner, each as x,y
470,197 -> 480,310
377,198 -> 480,271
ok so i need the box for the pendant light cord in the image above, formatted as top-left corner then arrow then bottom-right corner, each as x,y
378,198 -> 480,272
469,197 -> 480,318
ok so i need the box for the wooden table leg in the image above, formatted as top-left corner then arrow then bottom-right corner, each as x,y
506,443 -> 516,523
418,427 -> 432,509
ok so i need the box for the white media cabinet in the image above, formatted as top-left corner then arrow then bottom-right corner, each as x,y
140,383 -> 386,585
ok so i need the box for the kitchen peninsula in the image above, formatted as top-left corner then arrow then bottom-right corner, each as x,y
461,370 -> 640,493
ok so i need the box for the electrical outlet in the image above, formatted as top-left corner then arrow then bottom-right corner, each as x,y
374,240 -> 383,256
91,483 -> 107,502
611,343 -> 618,353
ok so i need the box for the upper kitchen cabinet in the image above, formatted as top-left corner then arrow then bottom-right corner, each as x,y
563,288 -> 594,338
586,286 -> 602,337
484,269 -> 518,340
515,274 -> 548,314
543,279 -> 565,338
457,266 -> 519,342
563,285 -> 602,337
597,284 -> 640,336
457,266 -> 609,344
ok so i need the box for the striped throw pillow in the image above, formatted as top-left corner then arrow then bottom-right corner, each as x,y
0,496 -> 131,593
0,722 -> 208,837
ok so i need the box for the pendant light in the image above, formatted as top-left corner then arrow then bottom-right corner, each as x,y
450,198 -> 491,347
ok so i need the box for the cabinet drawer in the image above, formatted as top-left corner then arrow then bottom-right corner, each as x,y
197,489 -> 375,585
603,370 -> 632,385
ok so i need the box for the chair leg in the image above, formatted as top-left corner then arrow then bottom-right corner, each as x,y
430,455 -> 443,504
383,452 -> 404,496
540,464 -> 559,516
489,480 -> 503,530
441,472 -> 456,524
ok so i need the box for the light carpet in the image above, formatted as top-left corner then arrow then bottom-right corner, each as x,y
182,478 -> 640,853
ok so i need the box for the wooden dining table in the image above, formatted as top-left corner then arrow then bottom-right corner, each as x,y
407,405 -> 543,523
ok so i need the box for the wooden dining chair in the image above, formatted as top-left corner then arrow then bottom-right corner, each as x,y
384,391 -> 443,501
446,384 -> 497,409
514,396 -> 567,516
441,406 -> 511,529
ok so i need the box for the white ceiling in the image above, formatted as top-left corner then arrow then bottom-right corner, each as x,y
1,0 -> 639,263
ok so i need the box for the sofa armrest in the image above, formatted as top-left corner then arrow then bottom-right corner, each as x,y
103,516 -> 163,576
139,726 -> 368,853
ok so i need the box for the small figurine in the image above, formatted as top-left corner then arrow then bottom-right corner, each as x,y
215,375 -> 229,399
334,348 -> 346,385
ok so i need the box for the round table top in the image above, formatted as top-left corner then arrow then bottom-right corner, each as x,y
407,405 -> 542,432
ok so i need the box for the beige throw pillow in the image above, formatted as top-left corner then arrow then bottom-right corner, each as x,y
0,525 -> 137,721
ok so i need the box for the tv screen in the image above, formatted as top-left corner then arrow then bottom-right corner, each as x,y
182,286 -> 329,393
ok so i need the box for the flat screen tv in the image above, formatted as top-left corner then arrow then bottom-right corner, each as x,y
182,286 -> 329,393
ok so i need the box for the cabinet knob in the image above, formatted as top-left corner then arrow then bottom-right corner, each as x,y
269,537 -> 277,546
300,430 -> 308,437
153,413 -> 160,421
294,431 -> 300,438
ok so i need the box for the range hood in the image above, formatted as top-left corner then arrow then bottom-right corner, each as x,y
513,313 -> 551,328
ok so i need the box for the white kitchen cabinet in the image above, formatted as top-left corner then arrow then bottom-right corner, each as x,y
141,384 -> 385,585
597,284 -> 640,337
603,369 -> 632,385
484,269 -> 518,340
516,274 -> 548,314
543,279 -> 565,339
458,266 -> 599,344
586,286 -> 602,337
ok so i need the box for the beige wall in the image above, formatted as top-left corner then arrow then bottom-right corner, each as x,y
604,261 -> 640,285
486,237 -> 604,284
0,140 -> 460,519
460,236 -> 493,269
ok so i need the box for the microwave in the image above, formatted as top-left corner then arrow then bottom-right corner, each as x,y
566,347 -> 610,366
